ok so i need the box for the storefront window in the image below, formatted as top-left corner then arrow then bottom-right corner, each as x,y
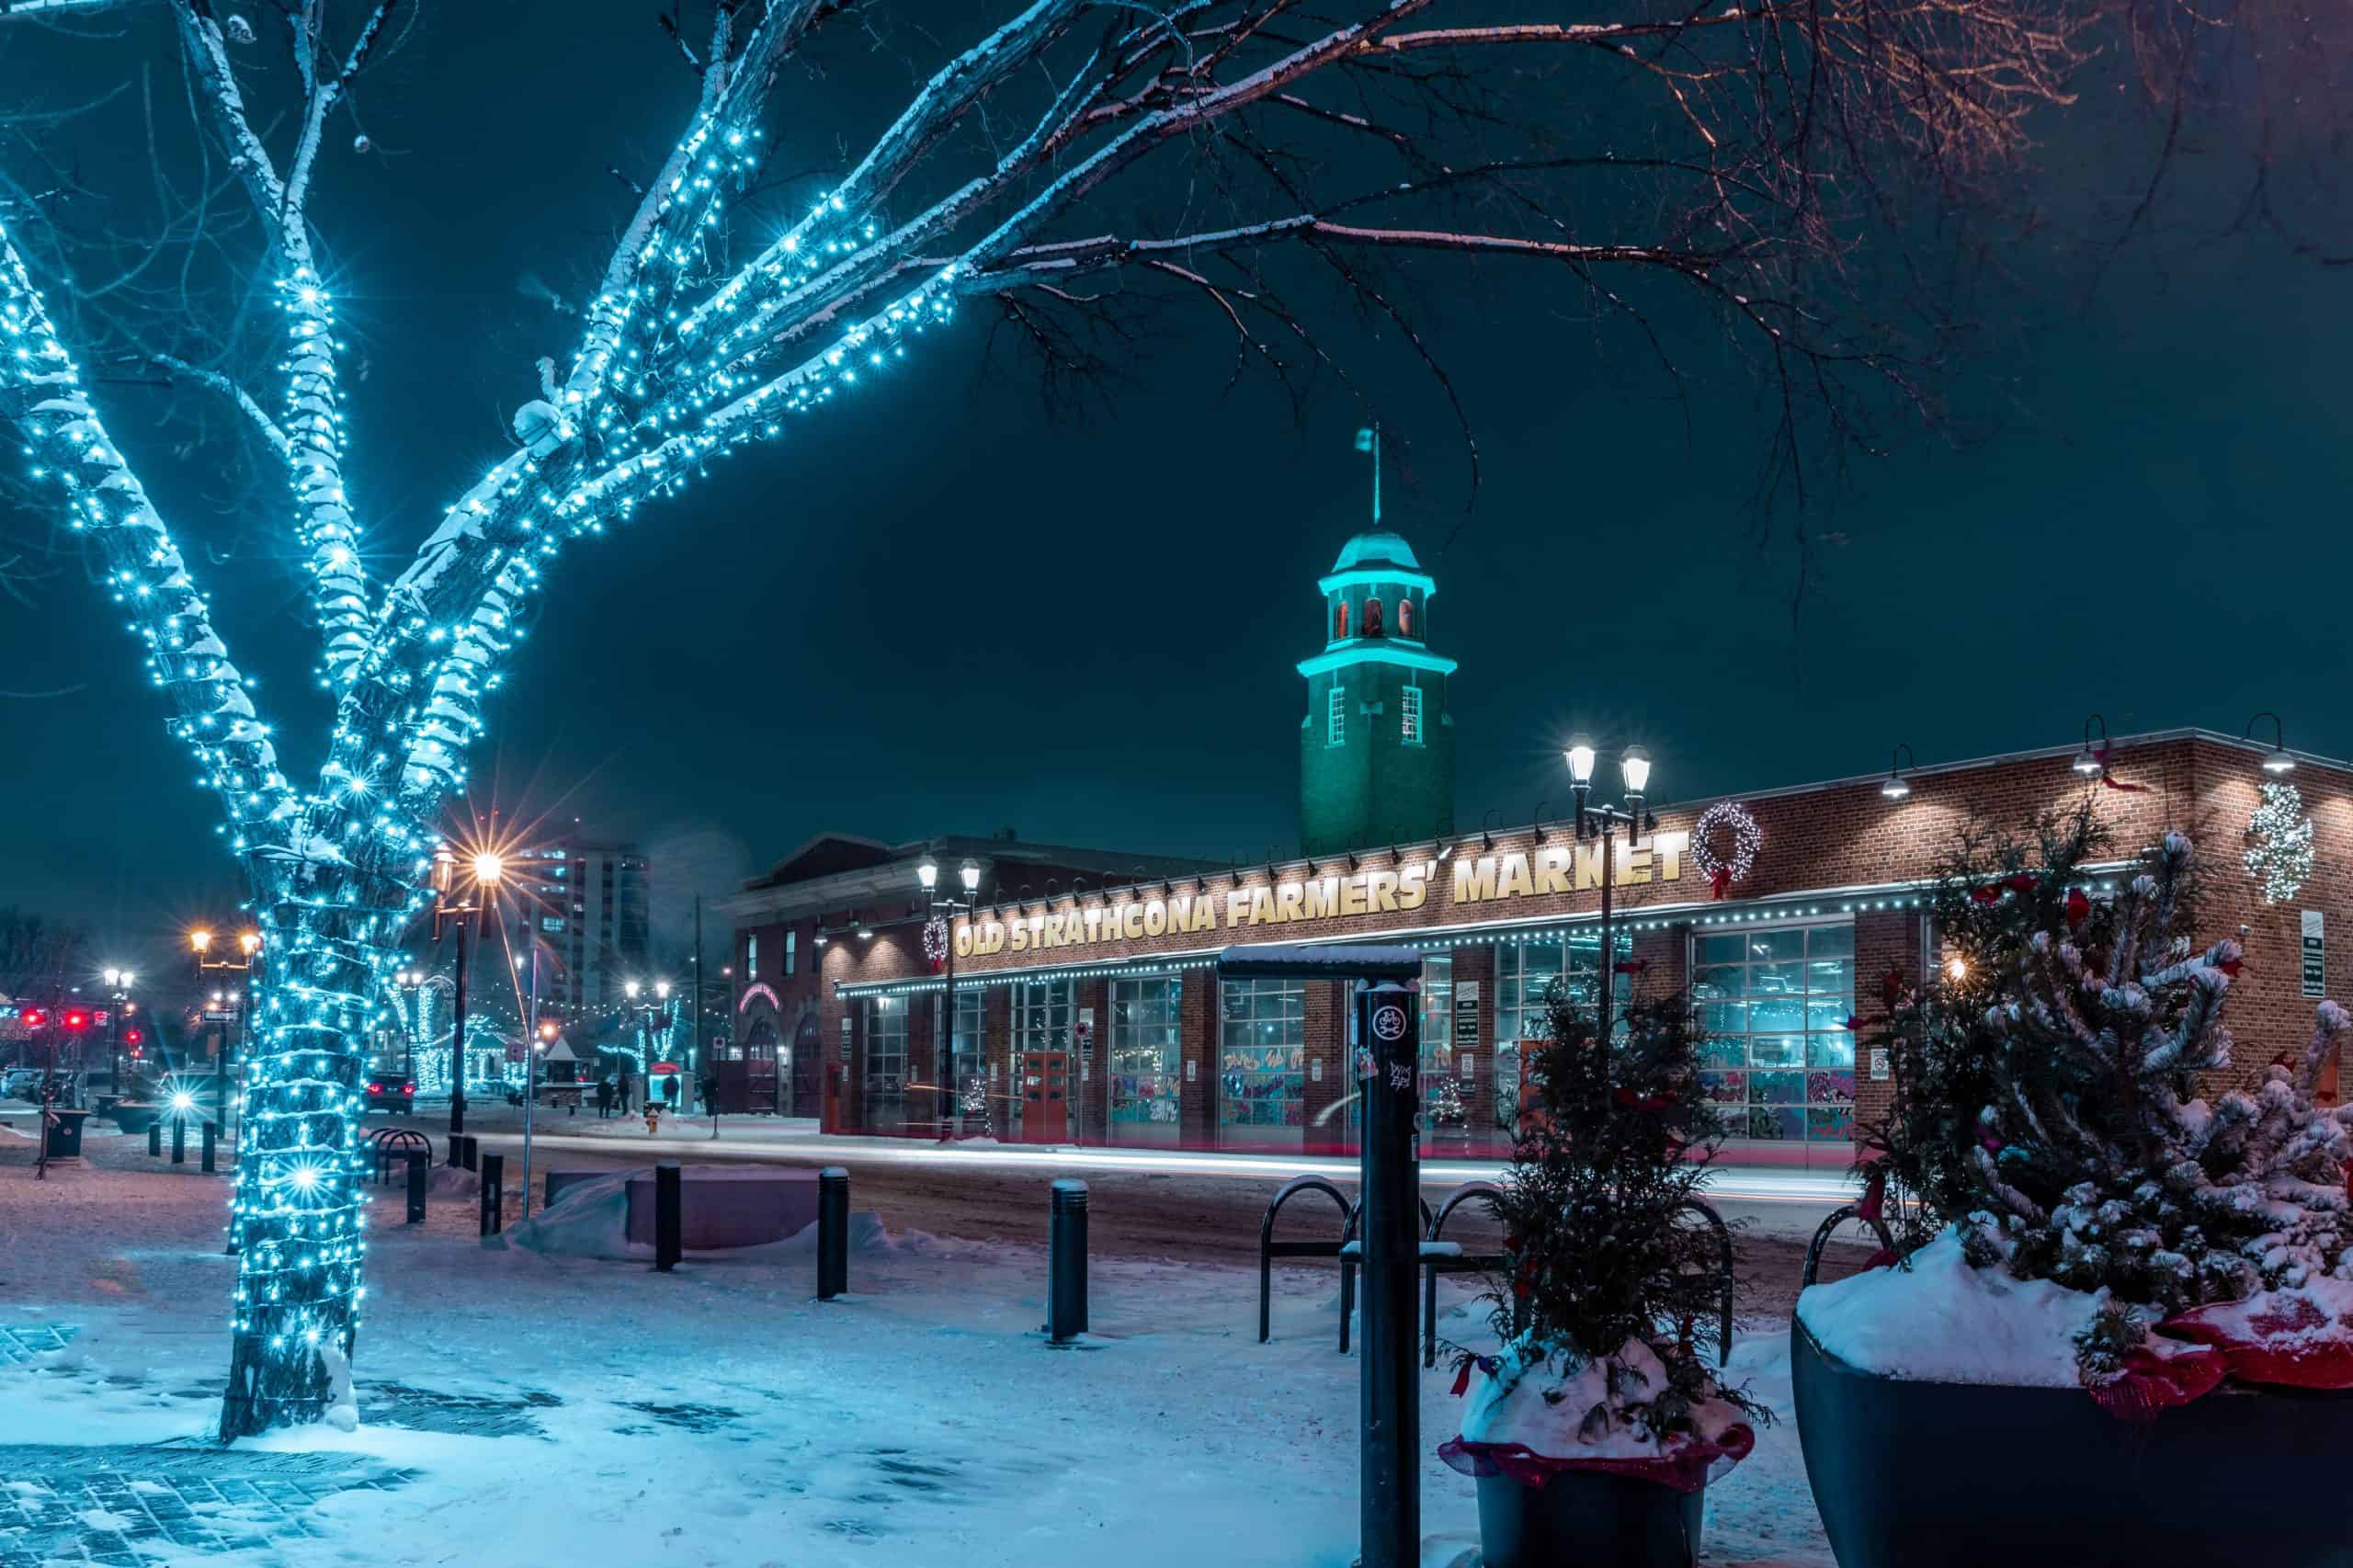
1694,922 -> 1856,1142
1219,978 -> 1305,1149
1108,974 -> 1182,1145
1492,931 -> 1628,1129
862,995 -> 908,1132
951,989 -> 985,1117
1420,955 -> 1467,1140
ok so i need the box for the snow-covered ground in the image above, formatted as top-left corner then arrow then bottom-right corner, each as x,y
0,1138 -> 1836,1567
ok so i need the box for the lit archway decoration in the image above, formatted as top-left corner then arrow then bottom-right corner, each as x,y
1691,801 -> 1762,899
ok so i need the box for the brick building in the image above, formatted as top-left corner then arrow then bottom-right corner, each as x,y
811,729 -> 2347,1170
726,527 -> 2342,1167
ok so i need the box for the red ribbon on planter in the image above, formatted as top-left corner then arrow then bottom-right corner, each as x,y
2164,1288 -> 2353,1391
2086,1339 -> 2225,1422
1438,1426 -> 1755,1497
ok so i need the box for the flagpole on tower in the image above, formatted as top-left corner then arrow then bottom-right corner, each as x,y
1356,425 -> 1381,524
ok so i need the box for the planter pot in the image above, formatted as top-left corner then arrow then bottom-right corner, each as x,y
1791,1317 -> 2353,1568
108,1103 -> 161,1135
1472,1468 -> 1703,1568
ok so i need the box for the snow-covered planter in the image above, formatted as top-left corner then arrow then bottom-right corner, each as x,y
1438,994 -> 1764,1568
1442,1338 -> 1755,1568
1798,819 -> 2353,1567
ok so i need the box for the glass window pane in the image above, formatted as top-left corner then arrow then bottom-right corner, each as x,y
1806,958 -> 1854,997
1807,1032 -> 1857,1068
1695,965 -> 1745,999
1749,1034 -> 1805,1069
1807,999 -> 1853,1033
1753,960 -> 1809,996
1745,930 -> 1807,963
1749,997 -> 1807,1035
1806,925 -> 1856,960
1699,1001 -> 1747,1037
1698,934 -> 1746,965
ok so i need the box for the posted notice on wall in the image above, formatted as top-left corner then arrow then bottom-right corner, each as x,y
2302,910 -> 2325,998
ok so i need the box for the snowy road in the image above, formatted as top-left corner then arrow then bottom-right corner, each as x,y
379,1110 -> 1859,1319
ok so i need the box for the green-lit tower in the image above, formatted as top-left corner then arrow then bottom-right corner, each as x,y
1298,432 -> 1457,857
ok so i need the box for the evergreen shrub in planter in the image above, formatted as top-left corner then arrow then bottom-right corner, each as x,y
1795,812 -> 2353,1568
1439,991 -> 1763,1568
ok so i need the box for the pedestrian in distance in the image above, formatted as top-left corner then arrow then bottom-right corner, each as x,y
618,1072 -> 633,1115
595,1076 -> 613,1119
663,1073 -> 680,1109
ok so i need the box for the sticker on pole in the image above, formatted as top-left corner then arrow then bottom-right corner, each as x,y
1371,1003 -> 1409,1043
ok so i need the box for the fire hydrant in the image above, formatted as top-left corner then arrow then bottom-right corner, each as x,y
645,1105 -> 662,1136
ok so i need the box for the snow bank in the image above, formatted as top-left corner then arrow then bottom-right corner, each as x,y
487,1171 -> 639,1260
489,1170 -> 912,1265
1797,1230 -> 2104,1387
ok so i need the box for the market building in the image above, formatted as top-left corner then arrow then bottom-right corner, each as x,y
731,528 -> 2351,1169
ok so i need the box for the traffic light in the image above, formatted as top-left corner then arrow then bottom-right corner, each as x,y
63,1010 -> 88,1032
124,1028 -> 142,1047
19,1007 -> 43,1029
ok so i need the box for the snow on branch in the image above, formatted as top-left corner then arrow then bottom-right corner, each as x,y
0,220 -> 297,854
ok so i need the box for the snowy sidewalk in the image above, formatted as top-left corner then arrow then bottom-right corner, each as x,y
0,1139 -> 1836,1567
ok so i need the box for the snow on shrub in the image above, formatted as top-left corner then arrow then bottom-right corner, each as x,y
1831,807 -> 2353,1413
1440,991 -> 1764,1493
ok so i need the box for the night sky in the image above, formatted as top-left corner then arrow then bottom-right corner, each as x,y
1,2 -> 2347,972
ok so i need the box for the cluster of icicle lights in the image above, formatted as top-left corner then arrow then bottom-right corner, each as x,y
0,108 -> 958,1364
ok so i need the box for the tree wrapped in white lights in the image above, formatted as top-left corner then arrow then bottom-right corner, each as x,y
0,0 -> 2123,1437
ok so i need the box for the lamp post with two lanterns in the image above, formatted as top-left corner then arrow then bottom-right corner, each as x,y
189,927 -> 260,1147
1563,736 -> 1657,1042
431,847 -> 505,1136
100,967 -> 135,1097
916,854 -> 983,1137
624,979 -> 674,1110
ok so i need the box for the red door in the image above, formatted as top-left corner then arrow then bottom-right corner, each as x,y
1023,1051 -> 1069,1143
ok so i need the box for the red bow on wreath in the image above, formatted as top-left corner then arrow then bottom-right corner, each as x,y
2091,744 -> 2150,793
1710,866 -> 1733,900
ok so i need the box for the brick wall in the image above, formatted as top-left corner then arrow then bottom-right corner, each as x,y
825,733 -> 2353,1145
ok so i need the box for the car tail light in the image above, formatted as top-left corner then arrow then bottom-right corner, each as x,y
369,1084 -> 381,1095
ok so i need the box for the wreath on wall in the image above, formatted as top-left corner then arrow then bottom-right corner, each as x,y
2245,781 -> 2316,906
1690,801 -> 1762,900
922,916 -> 950,971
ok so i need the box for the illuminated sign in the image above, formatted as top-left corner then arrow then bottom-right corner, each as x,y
738,982 -> 781,1014
953,832 -> 1689,960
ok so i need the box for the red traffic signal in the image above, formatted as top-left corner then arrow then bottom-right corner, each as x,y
124,1028 -> 142,1045
63,1010 -> 89,1031
18,1007 -> 43,1028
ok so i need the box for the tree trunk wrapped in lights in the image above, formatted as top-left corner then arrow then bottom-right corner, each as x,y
0,0 -> 2216,1436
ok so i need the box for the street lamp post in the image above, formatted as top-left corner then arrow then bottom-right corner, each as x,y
917,854 -> 984,1139
190,928 -> 260,1157
431,848 -> 504,1136
625,979 -> 675,1114
101,968 -> 134,1097
1564,736 -> 1658,1041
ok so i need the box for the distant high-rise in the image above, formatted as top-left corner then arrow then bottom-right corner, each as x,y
514,833 -> 650,1015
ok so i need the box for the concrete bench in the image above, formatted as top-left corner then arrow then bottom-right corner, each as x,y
620,1165 -> 820,1250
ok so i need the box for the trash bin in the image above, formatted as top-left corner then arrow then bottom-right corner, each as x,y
43,1108 -> 90,1160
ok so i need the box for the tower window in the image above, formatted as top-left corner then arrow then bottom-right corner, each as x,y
1327,686 -> 1347,746
1363,597 -> 1384,637
1334,600 -> 1349,641
1403,685 -> 1424,744
1398,597 -> 1415,638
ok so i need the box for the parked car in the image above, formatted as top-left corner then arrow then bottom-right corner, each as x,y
363,1069 -> 416,1114
1,1067 -> 42,1101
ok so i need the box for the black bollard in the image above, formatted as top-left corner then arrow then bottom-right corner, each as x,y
461,1134 -> 480,1173
406,1151 -> 427,1223
816,1166 -> 849,1301
201,1120 -> 218,1174
147,1121 -> 161,1157
171,1116 -> 187,1165
1048,1178 -> 1089,1344
1357,980 -> 1423,1568
654,1161 -> 683,1271
480,1153 -> 504,1237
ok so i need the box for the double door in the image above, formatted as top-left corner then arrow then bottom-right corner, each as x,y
1021,1051 -> 1070,1143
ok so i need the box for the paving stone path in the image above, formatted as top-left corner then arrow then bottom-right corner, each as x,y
0,1443 -> 417,1567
